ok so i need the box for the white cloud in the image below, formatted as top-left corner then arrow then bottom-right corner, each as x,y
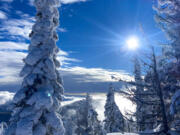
0,16 -> 34,40
0,91 -> 14,105
0,0 -> 13,2
0,41 -> 28,50
0,10 -> 7,19
0,41 -> 131,92
58,66 -> 132,93
0,8 -> 79,84
60,0 -> 88,4
0,41 -> 130,92
0,41 -> 79,89
57,55 -> 81,66
62,95 -> 84,106
58,49 -> 69,56
0,9 -> 67,41
0,2 -> 131,93
60,66 -> 132,83
0,3 -> 12,12
29,0 -> 88,5
0,49 -> 26,84
57,27 -> 67,33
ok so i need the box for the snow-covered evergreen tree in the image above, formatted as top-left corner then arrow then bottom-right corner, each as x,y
0,122 -> 7,135
146,48 -> 170,134
133,57 -> 146,131
63,109 -> 77,135
104,85 -> 124,133
154,0 -> 180,62
75,110 -> 85,135
5,0 -> 65,135
154,0 -> 180,132
86,93 -> 105,135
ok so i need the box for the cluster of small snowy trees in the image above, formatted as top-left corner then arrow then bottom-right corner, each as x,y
64,91 -> 124,135
80,89 -> 124,135
61,89 -> 125,135
69,93 -> 105,135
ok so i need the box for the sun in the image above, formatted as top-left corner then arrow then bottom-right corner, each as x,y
126,36 -> 139,50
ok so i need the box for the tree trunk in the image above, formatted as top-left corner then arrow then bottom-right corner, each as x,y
152,48 -> 170,135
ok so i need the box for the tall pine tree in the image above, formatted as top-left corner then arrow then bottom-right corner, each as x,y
5,0 -> 65,135
86,94 -> 104,135
133,57 -> 146,131
104,85 -> 124,133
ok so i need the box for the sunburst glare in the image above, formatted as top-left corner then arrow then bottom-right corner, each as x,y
126,36 -> 139,50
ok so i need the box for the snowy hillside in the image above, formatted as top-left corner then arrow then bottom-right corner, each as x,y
0,91 -> 135,122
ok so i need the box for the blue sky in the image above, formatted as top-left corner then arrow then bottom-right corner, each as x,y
0,0 -> 166,92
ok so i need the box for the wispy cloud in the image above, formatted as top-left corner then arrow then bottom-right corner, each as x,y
0,41 -> 79,83
0,15 -> 34,40
0,8 -> 66,41
0,43 -> 26,85
0,44 -> 131,92
0,3 -> 12,12
0,40 -> 81,93
0,41 -> 27,50
29,0 -> 88,5
60,0 -> 88,4
57,27 -> 67,33
0,7 -> 80,91
58,66 -> 132,93
60,67 -> 132,83
0,10 -> 7,19
0,0 -> 13,2
0,0 -> 131,93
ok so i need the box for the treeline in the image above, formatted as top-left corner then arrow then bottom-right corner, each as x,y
113,0 -> 180,134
